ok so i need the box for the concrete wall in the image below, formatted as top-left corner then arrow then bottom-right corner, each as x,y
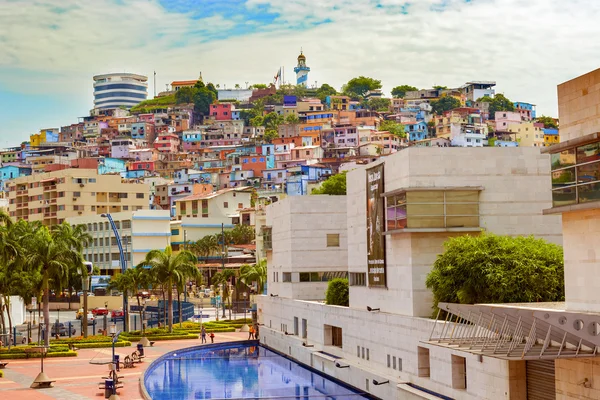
555,358 -> 600,400
266,196 -> 347,300
347,147 -> 563,317
258,296 -> 517,400
558,68 -> 600,142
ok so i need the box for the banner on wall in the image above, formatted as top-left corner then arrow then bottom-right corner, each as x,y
366,163 -> 386,287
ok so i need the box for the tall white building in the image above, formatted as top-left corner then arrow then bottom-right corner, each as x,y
258,147 -> 567,400
93,73 -> 148,111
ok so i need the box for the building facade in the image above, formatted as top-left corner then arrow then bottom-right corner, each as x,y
93,73 -> 148,111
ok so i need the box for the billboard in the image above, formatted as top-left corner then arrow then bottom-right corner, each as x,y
366,163 -> 386,287
283,95 -> 297,107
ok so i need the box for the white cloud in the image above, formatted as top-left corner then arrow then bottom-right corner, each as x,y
1,0 -> 600,141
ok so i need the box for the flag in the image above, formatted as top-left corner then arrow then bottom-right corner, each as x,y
274,67 -> 281,84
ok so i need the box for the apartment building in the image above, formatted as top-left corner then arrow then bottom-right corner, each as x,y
67,210 -> 170,275
6,169 -> 149,225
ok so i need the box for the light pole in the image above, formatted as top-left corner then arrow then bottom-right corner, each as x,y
79,262 -> 93,338
108,323 -> 119,400
101,213 -> 128,332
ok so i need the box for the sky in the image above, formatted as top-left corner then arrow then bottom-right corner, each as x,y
1,0 -> 600,146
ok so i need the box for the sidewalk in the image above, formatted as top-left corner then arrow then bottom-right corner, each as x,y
0,331 -> 247,399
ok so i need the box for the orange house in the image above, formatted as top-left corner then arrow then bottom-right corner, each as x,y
240,154 -> 267,177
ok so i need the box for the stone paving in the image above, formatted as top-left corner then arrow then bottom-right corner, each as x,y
0,331 -> 247,400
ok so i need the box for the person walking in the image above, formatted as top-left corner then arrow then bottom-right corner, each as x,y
201,326 -> 207,344
248,325 -> 254,340
254,325 -> 259,340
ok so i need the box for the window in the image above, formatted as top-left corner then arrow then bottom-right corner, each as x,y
393,356 -> 397,369
326,234 -> 340,247
418,347 -> 430,378
302,319 -> 307,338
73,192 -> 81,197
282,272 -> 292,282
112,253 -> 120,261
118,193 -> 128,199
551,142 -> 600,207
122,220 -> 131,229
299,272 -> 348,282
99,238 -> 104,246
294,317 -> 299,336
201,200 -> 208,217
224,202 -> 228,208
238,203 -> 243,209
91,205 -> 96,211
451,355 -> 467,389
387,354 -> 391,368
262,227 -> 272,250
324,325 -> 343,347
349,272 -> 366,286
136,193 -> 144,199
386,190 -> 480,230
123,206 -> 128,210
89,178 -> 96,183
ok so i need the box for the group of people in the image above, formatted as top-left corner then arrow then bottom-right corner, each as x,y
199,323 -> 260,344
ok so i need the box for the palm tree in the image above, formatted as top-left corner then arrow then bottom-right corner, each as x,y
25,227 -> 74,346
239,259 -> 267,296
212,269 -> 237,319
140,246 -> 198,332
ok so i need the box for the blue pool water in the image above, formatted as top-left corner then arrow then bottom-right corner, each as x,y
143,342 -> 371,399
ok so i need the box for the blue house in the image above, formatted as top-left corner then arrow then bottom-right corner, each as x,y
403,121 -> 428,142
98,158 -> 126,175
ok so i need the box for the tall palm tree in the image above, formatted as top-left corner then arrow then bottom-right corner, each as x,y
141,246 -> 198,332
212,269 -> 237,319
25,227 -> 74,346
239,259 -> 267,296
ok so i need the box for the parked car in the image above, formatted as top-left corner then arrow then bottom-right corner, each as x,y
111,309 -> 124,319
50,323 -> 76,337
86,313 -> 95,325
92,307 -> 109,316
137,291 -> 150,299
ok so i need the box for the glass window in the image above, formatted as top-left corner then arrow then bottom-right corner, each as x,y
299,273 -> 310,282
578,182 -> 600,204
577,142 -> 600,164
552,168 -> 576,187
551,148 -> 576,171
552,187 -> 577,207
577,161 -> 600,184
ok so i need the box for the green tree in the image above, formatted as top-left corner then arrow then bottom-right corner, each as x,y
193,87 -> 217,116
25,227 -> 77,346
311,172 -> 347,195
367,97 -> 391,111
325,278 -> 349,306
536,116 -> 559,129
425,233 -> 564,311
477,94 -> 515,120
230,224 -> 255,245
212,269 -> 237,318
239,259 -> 267,295
342,76 -> 382,99
316,83 -> 338,101
285,113 -> 300,124
263,112 -> 284,131
433,85 -> 449,90
140,246 -> 198,332
263,129 -> 279,143
379,120 -> 406,138
250,115 -> 264,127
174,87 -> 195,104
251,83 -> 268,89
431,95 -> 461,115
391,85 -> 418,98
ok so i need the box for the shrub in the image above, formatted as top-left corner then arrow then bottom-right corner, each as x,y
76,341 -> 132,349
325,278 -> 349,306
0,350 -> 77,359
0,370 -> 3,378
123,334 -> 198,341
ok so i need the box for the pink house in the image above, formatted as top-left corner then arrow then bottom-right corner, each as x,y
495,111 -> 522,131
154,133 -> 180,153
210,103 -> 233,121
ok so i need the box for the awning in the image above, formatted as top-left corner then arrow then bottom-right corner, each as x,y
423,302 -> 599,360
40,178 -> 57,183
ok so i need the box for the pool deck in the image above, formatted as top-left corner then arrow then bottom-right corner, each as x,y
0,331 -> 248,400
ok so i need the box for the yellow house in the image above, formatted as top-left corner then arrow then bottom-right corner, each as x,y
543,129 -> 560,146
507,121 -> 545,147
30,132 -> 45,147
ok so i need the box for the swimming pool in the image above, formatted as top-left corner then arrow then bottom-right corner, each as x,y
142,341 -> 371,399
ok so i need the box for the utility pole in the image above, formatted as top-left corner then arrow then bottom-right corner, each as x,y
153,71 -> 156,98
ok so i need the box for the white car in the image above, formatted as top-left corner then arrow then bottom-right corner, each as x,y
86,313 -> 95,325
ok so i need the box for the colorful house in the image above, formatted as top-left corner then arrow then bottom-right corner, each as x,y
543,128 -> 560,146
402,121 -> 428,142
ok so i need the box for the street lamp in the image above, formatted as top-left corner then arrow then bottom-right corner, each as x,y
108,323 -> 119,399
101,213 -> 128,332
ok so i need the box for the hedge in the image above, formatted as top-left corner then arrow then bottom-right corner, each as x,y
75,341 -> 132,349
0,370 -> 3,378
122,333 -> 198,341
0,350 -> 77,359
52,336 -> 114,345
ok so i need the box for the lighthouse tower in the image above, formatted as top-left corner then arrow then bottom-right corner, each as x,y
293,49 -> 310,87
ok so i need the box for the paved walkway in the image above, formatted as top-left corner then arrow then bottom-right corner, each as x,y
0,331 -> 247,399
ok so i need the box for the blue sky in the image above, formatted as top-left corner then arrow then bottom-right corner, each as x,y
1,0 -> 600,145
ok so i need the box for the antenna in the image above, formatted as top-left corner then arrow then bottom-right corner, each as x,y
154,71 -> 156,98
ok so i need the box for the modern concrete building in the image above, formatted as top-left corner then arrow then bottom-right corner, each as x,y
258,146 -> 565,400
67,210 -> 171,275
6,169 -> 149,225
265,196 -> 348,301
93,73 -> 148,111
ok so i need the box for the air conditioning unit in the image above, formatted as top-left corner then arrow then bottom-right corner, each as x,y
73,198 -> 77,201
78,211 -> 82,215
80,184 -> 85,187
